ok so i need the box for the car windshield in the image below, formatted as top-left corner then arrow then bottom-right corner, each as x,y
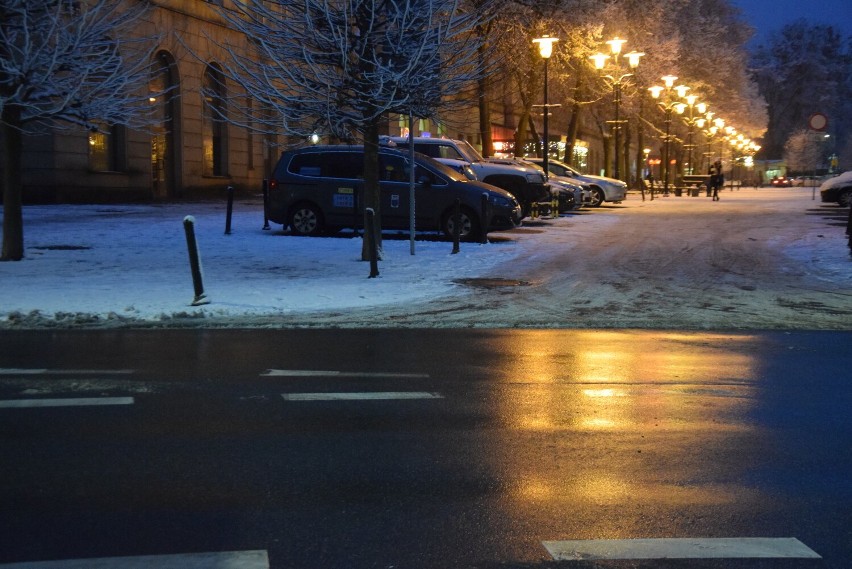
414,153 -> 470,182
454,140 -> 486,163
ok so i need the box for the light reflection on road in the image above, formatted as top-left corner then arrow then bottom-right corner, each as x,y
485,330 -> 769,541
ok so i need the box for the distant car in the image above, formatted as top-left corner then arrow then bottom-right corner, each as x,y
770,176 -> 792,187
518,159 -> 589,212
525,157 -> 627,206
819,171 -> 852,207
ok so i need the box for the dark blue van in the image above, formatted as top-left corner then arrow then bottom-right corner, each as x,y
267,145 -> 523,239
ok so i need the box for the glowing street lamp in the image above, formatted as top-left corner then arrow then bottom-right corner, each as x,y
590,37 -> 644,181
648,76 -> 688,195
533,35 -> 559,180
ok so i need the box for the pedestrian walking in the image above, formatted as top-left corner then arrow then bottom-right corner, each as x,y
709,160 -> 723,201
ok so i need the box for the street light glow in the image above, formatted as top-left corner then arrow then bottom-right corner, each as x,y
590,52 -> 609,70
533,35 -> 559,59
625,51 -> 645,68
606,36 -> 627,55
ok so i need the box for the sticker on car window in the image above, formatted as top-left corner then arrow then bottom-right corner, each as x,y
333,194 -> 354,208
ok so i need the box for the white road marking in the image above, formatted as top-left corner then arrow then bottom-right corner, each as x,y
0,550 -> 268,568
0,368 -> 134,375
0,397 -> 135,408
282,392 -> 443,401
262,369 -> 429,378
543,537 -> 821,560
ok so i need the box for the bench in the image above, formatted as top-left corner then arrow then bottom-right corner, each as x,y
677,174 -> 711,196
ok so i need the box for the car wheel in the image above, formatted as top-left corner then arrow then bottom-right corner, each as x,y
838,189 -> 852,208
589,187 -> 605,207
443,207 -> 481,241
289,203 -> 324,236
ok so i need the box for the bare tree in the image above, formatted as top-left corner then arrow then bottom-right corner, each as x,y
784,129 -> 822,174
210,0 -> 491,259
1,0 -> 158,261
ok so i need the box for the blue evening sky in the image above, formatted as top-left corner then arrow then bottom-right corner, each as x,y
732,0 -> 852,45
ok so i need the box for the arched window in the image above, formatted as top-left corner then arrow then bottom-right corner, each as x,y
202,64 -> 228,176
150,51 -> 180,197
88,123 -> 126,172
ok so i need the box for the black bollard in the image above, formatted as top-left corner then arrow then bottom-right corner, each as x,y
365,208 -> 379,278
451,198 -> 461,254
262,179 -> 271,230
183,216 -> 210,306
480,193 -> 489,244
847,203 -> 852,257
225,185 -> 234,235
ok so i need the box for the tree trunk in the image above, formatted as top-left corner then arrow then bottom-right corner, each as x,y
361,116 -> 383,262
623,121 -> 632,185
514,107 -> 530,158
1,105 -> 24,262
478,75 -> 493,157
563,72 -> 584,165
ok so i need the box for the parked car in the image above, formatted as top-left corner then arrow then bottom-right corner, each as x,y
519,159 -> 590,212
267,145 -> 523,240
384,137 -> 550,216
770,176 -> 792,187
819,171 -> 852,207
524,157 -> 627,206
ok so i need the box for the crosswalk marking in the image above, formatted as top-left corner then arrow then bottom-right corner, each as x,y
262,369 -> 429,378
0,397 -> 135,409
543,538 -> 821,560
282,391 -> 443,401
0,550 -> 268,568
0,368 -> 134,376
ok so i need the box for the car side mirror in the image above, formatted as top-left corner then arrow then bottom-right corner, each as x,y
418,175 -> 432,187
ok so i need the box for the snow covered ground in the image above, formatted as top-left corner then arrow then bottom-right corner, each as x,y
1,187 -> 850,329
0,196 -> 527,326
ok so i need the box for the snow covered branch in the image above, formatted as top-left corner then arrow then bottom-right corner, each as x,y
206,0 -> 491,140
0,0 -> 160,133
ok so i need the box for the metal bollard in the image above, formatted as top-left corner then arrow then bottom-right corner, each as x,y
262,179 -> 270,230
452,198 -> 461,254
365,208 -> 379,278
480,193 -> 489,244
225,185 -> 234,235
183,216 -> 210,306
531,201 -> 539,219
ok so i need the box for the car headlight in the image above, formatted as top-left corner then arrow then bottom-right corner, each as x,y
491,195 -> 511,207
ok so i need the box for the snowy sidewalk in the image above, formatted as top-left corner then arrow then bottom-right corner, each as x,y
0,198 -> 531,327
1,188 -> 849,329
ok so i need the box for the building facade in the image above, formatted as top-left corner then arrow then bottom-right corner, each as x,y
11,1 -> 278,203
7,0 -> 613,204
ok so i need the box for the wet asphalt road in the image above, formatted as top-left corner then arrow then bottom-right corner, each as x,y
0,329 -> 850,568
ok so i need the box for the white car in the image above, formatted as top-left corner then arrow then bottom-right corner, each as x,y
526,157 -> 628,206
819,171 -> 852,207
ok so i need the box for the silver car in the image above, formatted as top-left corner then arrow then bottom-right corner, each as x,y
526,157 -> 628,206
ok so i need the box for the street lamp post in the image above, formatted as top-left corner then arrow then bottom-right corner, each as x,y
677,96 -> 706,175
591,38 -> 643,181
533,35 -> 559,180
649,76 -> 687,196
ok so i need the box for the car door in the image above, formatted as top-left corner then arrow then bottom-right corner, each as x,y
378,153 -> 412,229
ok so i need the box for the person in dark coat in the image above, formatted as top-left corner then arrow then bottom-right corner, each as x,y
709,160 -> 723,201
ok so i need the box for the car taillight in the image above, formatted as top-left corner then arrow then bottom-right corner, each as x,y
269,179 -> 278,191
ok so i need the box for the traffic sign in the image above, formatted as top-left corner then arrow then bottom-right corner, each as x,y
808,113 -> 828,131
